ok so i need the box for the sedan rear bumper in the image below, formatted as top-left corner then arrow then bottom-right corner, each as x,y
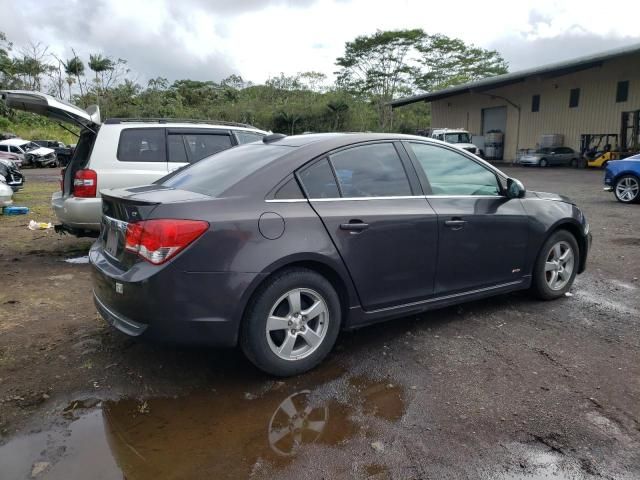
90,242 -> 265,347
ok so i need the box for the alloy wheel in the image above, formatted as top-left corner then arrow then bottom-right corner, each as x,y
544,241 -> 575,291
266,288 -> 329,361
615,176 -> 639,202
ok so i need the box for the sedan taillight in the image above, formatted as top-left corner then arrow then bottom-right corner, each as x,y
125,219 -> 209,265
73,169 -> 97,197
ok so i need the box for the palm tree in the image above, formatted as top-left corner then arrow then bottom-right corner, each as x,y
65,76 -> 75,101
64,55 -> 85,97
88,54 -> 113,107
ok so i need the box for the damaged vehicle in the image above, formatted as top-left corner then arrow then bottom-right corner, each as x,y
0,138 -> 58,168
0,90 -> 268,237
0,150 -> 23,168
89,133 -> 591,377
0,158 -> 25,191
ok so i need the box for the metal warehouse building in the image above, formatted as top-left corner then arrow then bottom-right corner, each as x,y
391,43 -> 640,162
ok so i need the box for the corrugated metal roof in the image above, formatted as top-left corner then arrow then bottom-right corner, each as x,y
391,42 -> 640,107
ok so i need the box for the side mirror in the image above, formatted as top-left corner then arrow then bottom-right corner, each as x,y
506,178 -> 526,199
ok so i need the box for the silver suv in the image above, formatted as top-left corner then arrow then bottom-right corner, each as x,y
1,91 -> 268,236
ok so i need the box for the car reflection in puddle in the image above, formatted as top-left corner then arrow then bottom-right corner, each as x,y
103,388 -> 358,479
0,372 -> 406,479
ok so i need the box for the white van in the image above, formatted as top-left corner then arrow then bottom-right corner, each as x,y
1,90 -> 268,236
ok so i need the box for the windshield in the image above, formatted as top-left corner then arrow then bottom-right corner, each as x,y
24,142 -> 42,152
444,133 -> 471,144
161,144 -> 292,197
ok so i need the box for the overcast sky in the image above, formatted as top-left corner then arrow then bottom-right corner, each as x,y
2,0 -> 639,86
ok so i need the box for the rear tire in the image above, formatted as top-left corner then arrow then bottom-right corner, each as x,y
531,230 -> 579,300
240,268 -> 341,377
539,158 -> 548,167
614,174 -> 640,204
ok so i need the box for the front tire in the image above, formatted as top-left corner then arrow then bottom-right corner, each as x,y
570,158 -> 578,168
531,230 -> 579,300
614,175 -> 640,204
539,158 -> 548,167
241,268 -> 341,377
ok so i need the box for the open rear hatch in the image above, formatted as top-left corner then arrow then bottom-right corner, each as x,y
0,90 -> 101,130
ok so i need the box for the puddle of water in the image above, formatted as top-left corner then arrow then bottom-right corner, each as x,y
64,256 -> 89,265
0,373 -> 404,479
350,376 -> 405,422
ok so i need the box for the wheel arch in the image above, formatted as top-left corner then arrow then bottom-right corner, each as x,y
544,220 -> 588,274
236,254 -> 359,341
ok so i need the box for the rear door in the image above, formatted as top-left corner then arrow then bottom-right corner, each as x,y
110,128 -> 169,189
167,129 -> 235,173
405,141 -> 528,295
298,142 -> 438,311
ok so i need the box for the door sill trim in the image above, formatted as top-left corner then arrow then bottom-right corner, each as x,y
366,279 -> 526,314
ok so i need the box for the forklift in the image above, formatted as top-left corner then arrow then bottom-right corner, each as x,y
580,110 -> 640,168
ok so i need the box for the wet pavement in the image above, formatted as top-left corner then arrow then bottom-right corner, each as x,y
1,167 -> 639,479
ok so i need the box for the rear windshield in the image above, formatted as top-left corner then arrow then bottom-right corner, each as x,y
161,143 -> 291,197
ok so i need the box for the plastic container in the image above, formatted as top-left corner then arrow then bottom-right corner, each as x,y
2,206 -> 30,215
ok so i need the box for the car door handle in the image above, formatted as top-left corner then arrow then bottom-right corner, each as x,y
340,221 -> 369,232
444,219 -> 466,230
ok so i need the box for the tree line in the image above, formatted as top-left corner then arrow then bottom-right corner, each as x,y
0,29 -> 508,136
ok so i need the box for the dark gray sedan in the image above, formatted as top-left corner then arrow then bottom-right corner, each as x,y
91,133 -> 591,376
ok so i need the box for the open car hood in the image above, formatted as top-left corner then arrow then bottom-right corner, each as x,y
0,90 -> 100,129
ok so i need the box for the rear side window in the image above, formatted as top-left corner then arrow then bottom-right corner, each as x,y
183,134 -> 232,162
161,144 -> 290,197
274,177 -> 304,199
117,129 -> 166,162
235,131 -> 264,144
298,159 -> 340,198
329,143 -> 411,197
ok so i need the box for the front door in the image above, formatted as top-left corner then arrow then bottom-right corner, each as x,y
405,141 -> 529,295
297,143 -> 438,311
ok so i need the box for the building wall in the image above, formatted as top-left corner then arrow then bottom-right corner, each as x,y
430,53 -> 640,161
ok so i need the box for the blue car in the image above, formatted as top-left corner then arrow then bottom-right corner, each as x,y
604,154 -> 640,203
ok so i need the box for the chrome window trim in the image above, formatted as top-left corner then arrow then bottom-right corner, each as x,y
265,194 -> 506,203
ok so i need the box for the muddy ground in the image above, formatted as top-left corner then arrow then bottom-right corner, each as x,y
0,167 -> 638,479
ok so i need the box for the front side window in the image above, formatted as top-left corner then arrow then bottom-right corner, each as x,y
117,129 -> 166,162
10,146 -> 22,154
329,143 -> 412,197
183,134 -> 233,162
409,143 -> 501,196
